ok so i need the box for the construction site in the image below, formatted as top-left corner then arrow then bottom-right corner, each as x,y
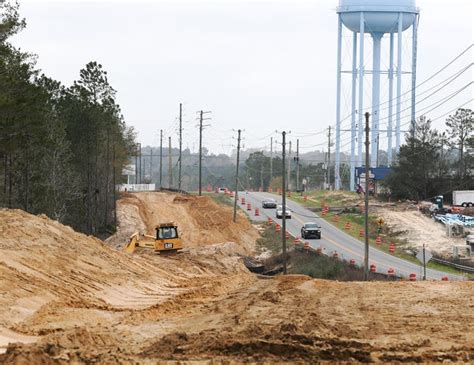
1,191 -> 473,363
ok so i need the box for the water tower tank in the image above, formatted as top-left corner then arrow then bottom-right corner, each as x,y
333,0 -> 420,191
339,0 -> 417,33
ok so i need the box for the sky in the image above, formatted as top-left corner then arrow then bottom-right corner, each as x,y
12,0 -> 474,156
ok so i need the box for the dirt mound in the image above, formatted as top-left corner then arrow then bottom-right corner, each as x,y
5,272 -> 472,363
0,208 -> 254,355
107,192 -> 258,254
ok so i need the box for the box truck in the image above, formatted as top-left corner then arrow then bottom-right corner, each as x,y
452,190 -> 474,207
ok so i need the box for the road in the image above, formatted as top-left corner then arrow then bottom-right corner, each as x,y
238,192 -> 463,281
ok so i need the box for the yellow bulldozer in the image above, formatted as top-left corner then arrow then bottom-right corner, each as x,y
123,222 -> 183,254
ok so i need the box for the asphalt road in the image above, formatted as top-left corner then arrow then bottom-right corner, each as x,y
238,191 -> 463,281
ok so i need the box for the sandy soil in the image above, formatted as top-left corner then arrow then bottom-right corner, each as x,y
374,205 -> 465,255
107,192 -> 258,254
1,193 -> 473,363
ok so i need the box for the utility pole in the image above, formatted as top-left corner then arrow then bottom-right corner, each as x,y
233,129 -> 241,223
198,111 -> 203,196
282,131 -> 287,275
364,112 -> 370,281
197,110 -> 211,196
422,243 -> 427,281
159,130 -> 163,189
327,126 -> 332,189
296,139 -> 300,191
135,144 -> 139,184
376,133 -> 380,168
287,141 -> 292,191
168,136 -> 173,188
178,103 -> 183,191
149,148 -> 153,184
270,136 -> 273,183
138,143 -> 142,184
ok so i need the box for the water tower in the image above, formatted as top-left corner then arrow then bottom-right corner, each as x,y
334,0 -> 419,190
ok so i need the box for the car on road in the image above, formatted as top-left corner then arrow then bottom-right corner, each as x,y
276,205 -> 291,219
262,198 -> 277,209
301,222 -> 321,239
216,187 -> 227,194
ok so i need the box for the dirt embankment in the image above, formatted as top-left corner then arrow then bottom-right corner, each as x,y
0,208 -> 254,358
107,192 -> 258,254
1,194 -> 474,363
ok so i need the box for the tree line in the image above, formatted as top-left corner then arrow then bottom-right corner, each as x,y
385,108 -> 473,202
241,109 -> 473,198
0,3 -> 135,236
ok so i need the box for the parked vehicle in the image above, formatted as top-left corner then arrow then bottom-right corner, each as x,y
262,198 -> 277,209
301,222 -> 321,239
216,187 -> 227,194
276,205 -> 291,219
452,190 -> 474,207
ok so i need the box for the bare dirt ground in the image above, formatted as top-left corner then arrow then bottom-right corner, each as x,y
107,192 -> 258,254
1,193 -> 474,363
374,204 -> 465,256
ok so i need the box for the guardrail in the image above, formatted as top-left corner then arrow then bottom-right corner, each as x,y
431,257 -> 474,273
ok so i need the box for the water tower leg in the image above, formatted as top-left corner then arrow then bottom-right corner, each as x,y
334,15 -> 342,190
350,32 -> 357,191
387,32 -> 394,166
357,12 -> 365,169
395,12 -> 403,155
370,33 -> 383,168
411,13 -> 419,131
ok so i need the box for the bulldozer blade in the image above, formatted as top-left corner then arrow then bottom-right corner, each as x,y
124,232 -> 139,253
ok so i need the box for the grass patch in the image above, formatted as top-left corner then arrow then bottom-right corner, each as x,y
202,192 -> 234,207
256,223 -> 286,254
256,223 -> 394,281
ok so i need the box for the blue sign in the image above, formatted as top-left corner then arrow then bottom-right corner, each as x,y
355,167 -> 392,181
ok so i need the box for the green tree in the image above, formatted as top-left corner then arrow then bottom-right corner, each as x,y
385,116 -> 440,200
445,108 -> 473,179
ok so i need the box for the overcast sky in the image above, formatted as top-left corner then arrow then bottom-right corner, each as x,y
12,0 -> 473,155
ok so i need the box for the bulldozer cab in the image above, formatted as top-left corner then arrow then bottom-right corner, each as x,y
123,222 -> 183,254
157,225 -> 178,240
155,223 -> 183,253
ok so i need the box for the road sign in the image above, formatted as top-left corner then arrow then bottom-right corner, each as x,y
416,249 -> 432,264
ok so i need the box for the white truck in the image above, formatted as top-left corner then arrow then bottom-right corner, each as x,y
452,190 -> 474,207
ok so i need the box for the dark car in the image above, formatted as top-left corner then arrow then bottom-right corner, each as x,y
262,198 -> 277,209
301,222 -> 321,239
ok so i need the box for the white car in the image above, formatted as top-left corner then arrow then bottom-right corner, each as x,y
276,205 -> 291,219
216,187 -> 226,194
